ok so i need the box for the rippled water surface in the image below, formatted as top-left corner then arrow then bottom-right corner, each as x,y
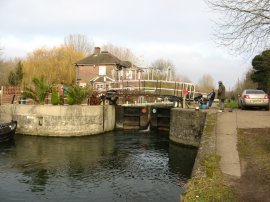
0,131 -> 197,202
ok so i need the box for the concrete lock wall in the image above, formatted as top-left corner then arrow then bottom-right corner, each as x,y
170,108 -> 207,147
0,104 -> 115,137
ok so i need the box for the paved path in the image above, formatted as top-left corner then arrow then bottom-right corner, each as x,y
216,111 -> 241,177
216,109 -> 270,178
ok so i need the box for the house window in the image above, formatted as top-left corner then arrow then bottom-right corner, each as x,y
99,66 -> 106,76
138,71 -> 141,80
96,83 -> 104,90
120,70 -> 123,77
111,69 -> 115,80
118,70 -> 124,80
126,70 -> 132,80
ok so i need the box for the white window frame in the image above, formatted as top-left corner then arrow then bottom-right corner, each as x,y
99,66 -> 106,76
126,70 -> 132,80
96,83 -> 104,90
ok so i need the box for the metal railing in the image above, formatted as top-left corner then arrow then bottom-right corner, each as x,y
109,80 -> 197,100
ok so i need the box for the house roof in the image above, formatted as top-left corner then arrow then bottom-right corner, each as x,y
90,76 -> 114,82
75,51 -> 131,69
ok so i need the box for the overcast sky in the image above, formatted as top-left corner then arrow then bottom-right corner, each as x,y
0,0 -> 252,89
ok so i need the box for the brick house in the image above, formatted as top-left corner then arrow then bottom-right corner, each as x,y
74,47 -> 143,91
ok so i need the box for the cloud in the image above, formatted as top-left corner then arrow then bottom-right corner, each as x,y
1,36 -> 63,58
0,0 -> 251,88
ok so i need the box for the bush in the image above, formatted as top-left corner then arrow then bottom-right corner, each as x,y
59,95 -> 64,105
67,94 -> 75,105
89,91 -> 102,105
66,85 -> 92,105
23,77 -> 51,104
51,86 -> 59,105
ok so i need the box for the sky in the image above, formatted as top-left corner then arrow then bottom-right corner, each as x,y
0,0 -> 252,89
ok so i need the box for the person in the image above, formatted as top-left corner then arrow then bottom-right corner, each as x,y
207,89 -> 215,108
217,81 -> 226,112
193,94 -> 202,110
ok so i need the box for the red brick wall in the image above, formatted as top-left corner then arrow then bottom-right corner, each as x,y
77,65 -> 116,83
1,86 -> 21,105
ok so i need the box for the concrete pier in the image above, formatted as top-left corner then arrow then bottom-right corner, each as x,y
0,104 -> 115,136
170,108 -> 207,147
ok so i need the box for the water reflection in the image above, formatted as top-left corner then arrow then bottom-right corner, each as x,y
19,168 -> 50,192
0,131 -> 197,202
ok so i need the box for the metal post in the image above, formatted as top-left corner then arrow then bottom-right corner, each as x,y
174,82 -> 176,96
183,94 -> 186,109
144,80 -> 145,94
139,79 -> 141,94
159,81 -> 162,96
102,100 -> 105,131
0,86 -> 3,105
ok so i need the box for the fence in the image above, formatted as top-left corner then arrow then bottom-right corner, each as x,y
110,80 -> 196,100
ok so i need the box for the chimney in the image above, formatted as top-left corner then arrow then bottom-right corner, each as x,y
94,47 -> 101,55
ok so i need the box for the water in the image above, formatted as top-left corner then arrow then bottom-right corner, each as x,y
0,131 -> 197,202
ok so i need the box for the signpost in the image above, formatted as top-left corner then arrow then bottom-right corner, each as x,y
183,90 -> 189,108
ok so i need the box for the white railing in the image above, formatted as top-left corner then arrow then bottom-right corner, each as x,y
109,80 -> 197,100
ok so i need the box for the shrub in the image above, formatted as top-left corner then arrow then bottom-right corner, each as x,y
89,91 -> 102,105
67,94 -> 75,105
23,77 -> 51,104
66,85 -> 92,105
51,86 -> 59,105
59,95 -> 64,105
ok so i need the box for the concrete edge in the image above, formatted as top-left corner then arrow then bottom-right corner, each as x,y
191,111 -> 217,177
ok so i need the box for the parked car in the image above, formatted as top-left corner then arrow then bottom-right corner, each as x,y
238,89 -> 269,110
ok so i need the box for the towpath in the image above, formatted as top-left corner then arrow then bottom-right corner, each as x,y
216,109 -> 270,178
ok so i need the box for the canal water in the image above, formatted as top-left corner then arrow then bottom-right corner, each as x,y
0,131 -> 197,202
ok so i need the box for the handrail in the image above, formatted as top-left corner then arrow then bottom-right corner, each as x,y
107,79 -> 197,100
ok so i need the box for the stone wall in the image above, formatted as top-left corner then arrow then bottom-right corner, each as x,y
0,104 -> 115,137
169,108 -> 207,147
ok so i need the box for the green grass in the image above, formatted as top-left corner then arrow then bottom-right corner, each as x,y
181,155 -> 236,202
181,113 -> 236,202
225,101 -> 239,109
237,128 -> 270,172
203,113 -> 216,139
237,130 -> 249,157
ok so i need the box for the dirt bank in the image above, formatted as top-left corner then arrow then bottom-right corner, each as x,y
233,128 -> 270,202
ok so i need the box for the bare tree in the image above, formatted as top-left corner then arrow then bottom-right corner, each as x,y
0,43 -> 3,58
197,74 -> 215,92
207,0 -> 270,54
0,58 -> 19,86
174,74 -> 191,83
101,43 -> 140,65
64,34 -> 94,55
151,59 -> 176,80
235,68 -> 258,92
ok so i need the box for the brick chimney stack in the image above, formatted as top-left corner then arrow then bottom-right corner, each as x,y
94,47 -> 101,55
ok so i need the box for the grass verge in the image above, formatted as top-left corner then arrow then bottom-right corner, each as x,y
234,128 -> 270,201
181,112 -> 236,202
181,154 -> 236,202
225,101 -> 238,109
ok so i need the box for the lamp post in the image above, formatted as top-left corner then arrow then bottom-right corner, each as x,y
166,66 -> 171,81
